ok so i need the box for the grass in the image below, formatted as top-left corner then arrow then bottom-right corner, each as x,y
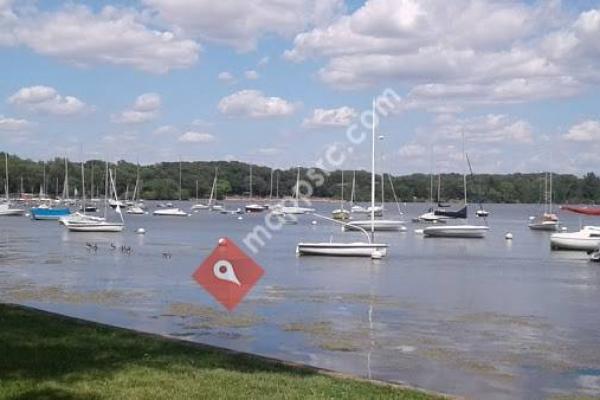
0,304 -> 445,400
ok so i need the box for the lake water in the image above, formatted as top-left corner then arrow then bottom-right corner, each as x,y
1,202 -> 599,400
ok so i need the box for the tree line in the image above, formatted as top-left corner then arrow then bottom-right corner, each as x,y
1,152 -> 599,204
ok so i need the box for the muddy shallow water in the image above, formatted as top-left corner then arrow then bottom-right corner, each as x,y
1,202 -> 599,399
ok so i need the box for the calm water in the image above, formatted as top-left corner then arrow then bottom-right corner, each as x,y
1,202 -> 599,400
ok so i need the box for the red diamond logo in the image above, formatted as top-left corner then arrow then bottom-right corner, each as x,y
193,237 -> 264,311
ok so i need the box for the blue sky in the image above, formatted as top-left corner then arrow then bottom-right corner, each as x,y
1,0 -> 600,175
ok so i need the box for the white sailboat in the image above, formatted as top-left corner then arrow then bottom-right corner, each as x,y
332,170 -> 350,220
272,167 -> 315,215
64,164 -> 124,232
245,165 -> 265,213
343,136 -> 405,232
192,167 -> 220,211
297,100 -> 388,258
414,174 -> 448,223
528,172 -> 559,231
423,139 -> 489,238
551,226 -> 600,251
0,153 -> 25,216
126,163 -> 145,214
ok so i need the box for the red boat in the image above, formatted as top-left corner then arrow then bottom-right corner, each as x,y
560,205 -> 600,216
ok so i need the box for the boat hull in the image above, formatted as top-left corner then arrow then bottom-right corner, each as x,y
0,208 -> 25,216
153,208 -> 189,217
550,229 -> 600,251
342,220 -> 406,232
66,223 -> 124,232
296,243 -> 388,257
528,222 -> 558,231
423,225 -> 489,238
31,207 -> 70,220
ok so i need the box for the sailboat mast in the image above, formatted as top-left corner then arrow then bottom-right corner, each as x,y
104,161 -> 108,219
350,170 -> 356,205
549,172 -> 553,213
295,167 -> 300,206
249,165 -> 253,199
90,163 -> 94,200
4,153 -> 9,202
276,171 -> 279,199
63,157 -> 69,199
42,161 -> 46,198
462,132 -> 467,205
341,170 -> 344,209
269,168 -> 273,202
81,161 -> 86,214
544,172 -> 549,214
178,158 -> 182,201
437,174 -> 441,204
371,100 -> 376,241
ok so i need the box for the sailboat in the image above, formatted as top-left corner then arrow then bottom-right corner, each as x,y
192,168 -> 221,211
0,153 -> 25,216
126,163 -> 145,214
414,174 -> 448,223
423,138 -> 489,238
272,167 -> 315,215
332,170 -> 350,220
297,100 -> 388,258
342,135 -> 405,232
64,164 -> 124,232
245,165 -> 265,213
61,161 -> 104,225
528,172 -> 558,231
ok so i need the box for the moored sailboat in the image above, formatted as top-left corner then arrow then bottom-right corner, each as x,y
297,100 -> 388,258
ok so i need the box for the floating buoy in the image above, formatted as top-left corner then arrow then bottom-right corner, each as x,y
144,211 -> 149,215
561,226 -> 568,231
528,216 -> 535,221
414,229 -> 424,235
136,228 -> 146,234
311,220 -> 317,225
505,232 -> 513,240
237,216 -> 243,220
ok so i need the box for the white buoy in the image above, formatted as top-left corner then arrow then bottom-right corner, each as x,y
237,216 -> 243,220
528,216 -> 535,221
414,229 -> 424,235
561,226 -> 568,231
505,232 -> 513,240
144,211 -> 149,215
311,220 -> 317,225
136,228 -> 146,234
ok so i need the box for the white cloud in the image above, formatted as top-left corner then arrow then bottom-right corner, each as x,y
218,90 -> 296,118
563,120 -> 600,142
0,115 -> 30,131
113,93 -> 160,124
217,71 -> 235,84
153,125 -> 177,136
303,106 -> 356,128
177,131 -> 215,143
143,0 -> 344,52
244,70 -> 259,80
284,0 -> 598,105
436,114 -> 534,144
8,85 -> 87,116
257,147 -> 282,156
257,56 -> 270,67
398,143 -> 427,158
3,4 -> 199,73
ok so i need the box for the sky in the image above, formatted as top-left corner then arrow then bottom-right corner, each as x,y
1,0 -> 600,175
